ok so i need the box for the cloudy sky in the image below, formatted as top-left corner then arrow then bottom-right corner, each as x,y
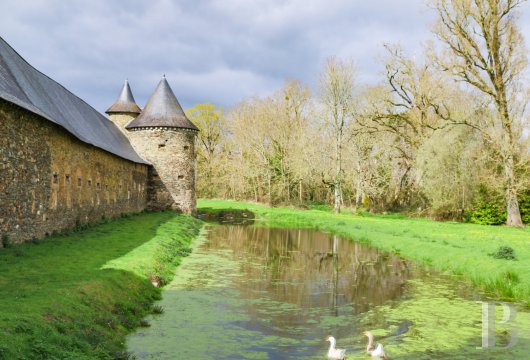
1,0 -> 530,113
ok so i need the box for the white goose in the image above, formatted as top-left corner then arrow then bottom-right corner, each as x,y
362,331 -> 388,359
325,335 -> 347,360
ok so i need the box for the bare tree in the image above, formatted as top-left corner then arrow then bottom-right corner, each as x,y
432,0 -> 527,226
186,103 -> 226,198
320,57 -> 356,213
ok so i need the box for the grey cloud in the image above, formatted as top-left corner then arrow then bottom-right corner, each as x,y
1,0 -> 529,113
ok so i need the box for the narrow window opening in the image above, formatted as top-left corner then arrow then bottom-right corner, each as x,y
178,175 -> 184,180
77,177 -> 82,187
65,175 -> 71,185
88,180 -> 92,187
184,145 -> 190,150
97,182 -> 101,190
53,173 -> 59,184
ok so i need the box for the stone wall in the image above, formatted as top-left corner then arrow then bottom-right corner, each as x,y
0,99 -> 149,244
127,128 -> 197,214
108,113 -> 137,135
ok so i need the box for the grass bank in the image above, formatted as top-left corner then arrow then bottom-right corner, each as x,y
198,199 -> 530,306
0,211 -> 202,359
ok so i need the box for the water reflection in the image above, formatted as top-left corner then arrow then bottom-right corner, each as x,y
128,225 -> 530,359
202,226 -> 420,355
128,226 -> 427,359
205,226 -> 414,315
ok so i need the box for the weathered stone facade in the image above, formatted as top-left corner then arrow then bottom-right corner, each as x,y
109,114 -> 136,135
0,37 -> 198,246
0,100 -> 149,244
108,77 -> 199,215
127,128 -> 197,214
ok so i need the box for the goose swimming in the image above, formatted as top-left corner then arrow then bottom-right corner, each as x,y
362,331 -> 388,359
325,335 -> 346,360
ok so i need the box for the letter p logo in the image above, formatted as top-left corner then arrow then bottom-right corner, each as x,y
477,301 -> 517,349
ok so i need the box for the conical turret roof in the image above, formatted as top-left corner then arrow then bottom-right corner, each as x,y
125,77 -> 198,131
106,79 -> 141,114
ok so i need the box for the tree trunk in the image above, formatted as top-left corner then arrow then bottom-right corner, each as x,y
505,155 -> 523,226
253,177 -> 258,203
334,182 -> 341,213
299,180 -> 303,203
355,158 -> 362,210
498,92 -> 523,226
267,172 -> 272,206
333,131 -> 342,214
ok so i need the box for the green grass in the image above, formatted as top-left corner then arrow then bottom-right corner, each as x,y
198,199 -> 530,306
0,211 -> 202,359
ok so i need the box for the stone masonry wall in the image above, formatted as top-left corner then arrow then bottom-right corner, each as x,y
0,99 -> 149,244
127,128 -> 197,214
109,113 -> 136,135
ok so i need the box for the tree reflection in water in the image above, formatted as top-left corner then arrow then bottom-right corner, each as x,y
204,226 -> 416,335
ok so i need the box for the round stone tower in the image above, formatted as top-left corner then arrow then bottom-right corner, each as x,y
125,76 -> 199,214
105,79 -> 141,132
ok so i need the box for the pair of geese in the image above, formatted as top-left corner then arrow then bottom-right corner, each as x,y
325,331 -> 388,360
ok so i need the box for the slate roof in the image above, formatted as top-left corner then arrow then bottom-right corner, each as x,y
0,36 -> 147,164
105,79 -> 141,114
126,76 -> 199,131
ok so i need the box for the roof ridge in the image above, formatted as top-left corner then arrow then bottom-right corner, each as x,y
0,36 -> 148,164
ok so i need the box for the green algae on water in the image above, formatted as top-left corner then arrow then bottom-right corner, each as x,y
128,224 -> 530,359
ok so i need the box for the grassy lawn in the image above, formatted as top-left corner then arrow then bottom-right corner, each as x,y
0,211 -> 202,359
198,199 -> 530,306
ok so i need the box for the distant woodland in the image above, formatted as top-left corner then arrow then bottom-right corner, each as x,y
187,0 -> 530,226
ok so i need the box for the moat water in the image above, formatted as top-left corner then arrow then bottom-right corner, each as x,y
127,225 -> 530,359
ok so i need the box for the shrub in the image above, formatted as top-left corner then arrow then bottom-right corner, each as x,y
469,203 -> 506,225
74,219 -> 89,232
1,234 -> 11,248
151,305 -> 165,315
490,245 -> 517,260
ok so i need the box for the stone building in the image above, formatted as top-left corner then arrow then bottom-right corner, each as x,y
108,77 -> 199,212
0,37 -> 198,244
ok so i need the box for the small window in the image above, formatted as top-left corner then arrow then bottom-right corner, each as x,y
158,143 -> 166,148
77,177 -> 82,187
184,145 -> 189,150
53,173 -> 59,184
97,182 -> 101,190
178,175 -> 184,180
65,175 -> 71,184
88,180 -> 92,187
